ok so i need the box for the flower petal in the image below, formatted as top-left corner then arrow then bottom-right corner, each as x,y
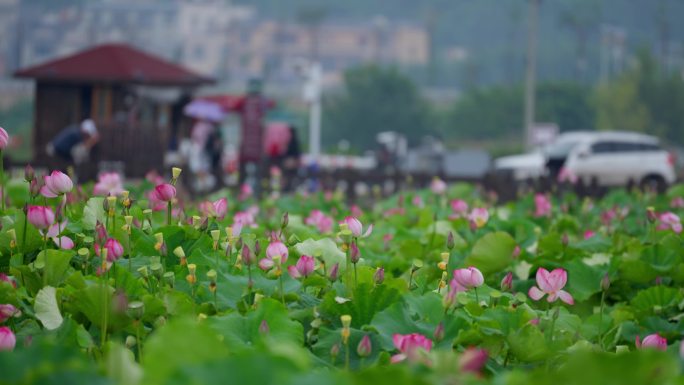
557,290 -> 574,305
390,354 -> 407,364
528,286 -> 545,300
536,268 -> 554,293
362,224 -> 374,238
549,268 -> 567,291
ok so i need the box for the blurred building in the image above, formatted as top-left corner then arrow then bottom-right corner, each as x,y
7,0 -> 428,92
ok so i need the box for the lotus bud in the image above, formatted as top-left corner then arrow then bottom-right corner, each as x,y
24,164 -> 34,183
242,245 -> 254,266
433,322 -> 445,342
646,207 -> 657,223
328,262 -> 339,282
281,212 -> 289,229
29,178 -> 42,197
330,343 -> 340,361
357,335 -> 372,357
501,272 -> 513,292
235,237 -> 243,251
259,320 -> 270,335
350,240 -> 360,264
561,233 -> 569,247
447,231 -> 455,250
254,240 -> 261,256
601,273 -> 610,291
374,267 -> 385,285
102,197 -> 110,212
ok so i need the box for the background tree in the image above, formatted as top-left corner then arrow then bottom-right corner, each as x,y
323,66 -> 432,151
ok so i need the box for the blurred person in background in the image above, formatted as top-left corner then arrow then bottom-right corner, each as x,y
47,119 -> 100,165
189,118 -> 217,192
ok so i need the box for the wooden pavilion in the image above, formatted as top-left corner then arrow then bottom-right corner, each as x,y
15,43 -> 214,178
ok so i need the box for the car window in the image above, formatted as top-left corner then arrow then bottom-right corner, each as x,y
590,141 -> 614,153
545,140 -> 580,158
590,141 -> 661,153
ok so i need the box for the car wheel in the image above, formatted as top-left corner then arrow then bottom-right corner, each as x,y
640,175 -> 666,193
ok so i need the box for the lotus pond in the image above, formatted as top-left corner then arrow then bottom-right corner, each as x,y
0,168 -> 683,385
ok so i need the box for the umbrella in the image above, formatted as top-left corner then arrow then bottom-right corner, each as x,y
184,99 -> 226,122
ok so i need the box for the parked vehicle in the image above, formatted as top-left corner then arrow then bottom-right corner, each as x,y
494,131 -> 677,191
561,131 -> 676,191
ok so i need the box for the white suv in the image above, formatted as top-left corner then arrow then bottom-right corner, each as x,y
560,132 -> 676,190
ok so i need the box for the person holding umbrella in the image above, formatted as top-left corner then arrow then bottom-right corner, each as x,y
183,100 -> 225,192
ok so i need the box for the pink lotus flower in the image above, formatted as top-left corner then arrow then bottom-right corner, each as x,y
287,255 -> 315,279
430,177 -> 447,195
583,230 -> 595,239
636,333 -> 667,351
239,183 -> 253,200
670,197 -> 684,209
0,326 -> 15,351
459,347 -> 488,374
259,239 -> 289,270
46,220 -> 74,250
453,267 -> 484,289
200,198 -> 228,220
233,211 -> 256,227
450,199 -> 469,218
412,195 -> 424,208
557,167 -> 578,184
500,272 -> 513,292
657,212 -> 682,233
528,268 -> 574,305
357,335 -> 372,357
93,172 -> 124,196
0,304 -> 19,323
391,333 -> 433,363
153,183 -> 176,202
212,198 -> 228,219
0,127 -> 8,149
351,205 -> 364,218
443,279 -> 464,308
534,194 -> 552,217
104,238 -> 124,262
41,171 -> 73,198
342,216 -> 373,237
469,208 -> 489,228
27,205 -> 55,230
0,274 -> 16,288
600,209 -> 617,226
305,210 -> 333,233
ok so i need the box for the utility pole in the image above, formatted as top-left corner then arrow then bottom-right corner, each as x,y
303,61 -> 322,162
524,0 -> 539,149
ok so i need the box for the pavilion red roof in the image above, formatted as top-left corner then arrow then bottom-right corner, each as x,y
15,43 -> 214,86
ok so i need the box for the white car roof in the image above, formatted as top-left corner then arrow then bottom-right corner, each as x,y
558,131 -> 659,144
